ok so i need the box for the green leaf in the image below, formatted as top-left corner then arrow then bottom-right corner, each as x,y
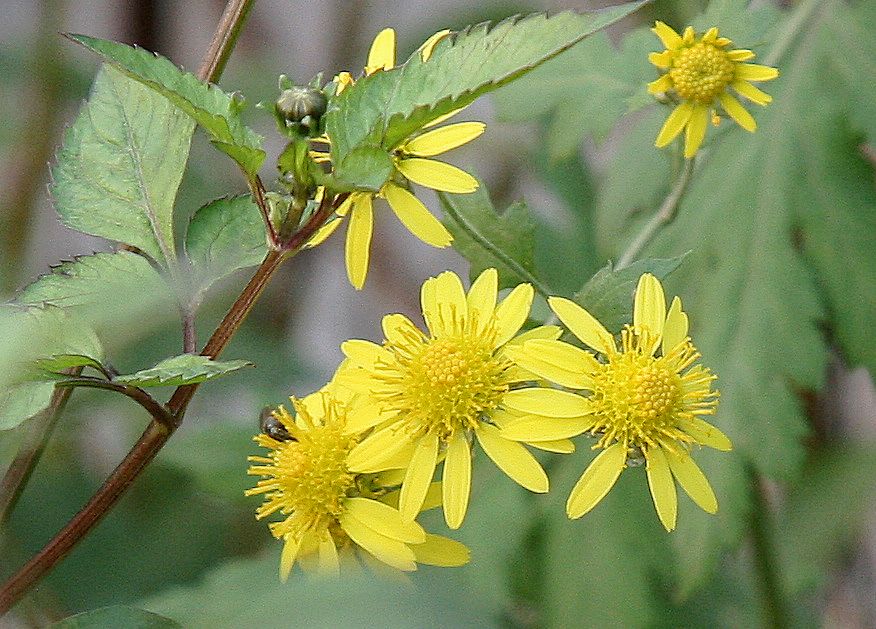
185,196 -> 268,299
571,256 -> 686,334
440,183 -> 537,291
330,146 -> 394,192
51,65 -> 194,266
17,251 -> 171,311
113,354 -> 252,387
0,381 -> 57,431
36,354 -> 104,374
69,34 -> 265,175
49,606 -> 180,629
325,3 -> 647,185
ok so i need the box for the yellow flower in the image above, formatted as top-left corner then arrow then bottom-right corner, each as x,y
337,268 -> 592,529
311,28 -> 484,289
648,22 -> 779,158
506,274 -> 729,531
246,389 -> 468,580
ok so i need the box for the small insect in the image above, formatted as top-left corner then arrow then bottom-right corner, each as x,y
259,406 -> 295,442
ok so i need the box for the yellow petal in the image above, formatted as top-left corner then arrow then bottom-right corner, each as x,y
317,535 -> 340,577
467,268 -> 498,334
508,325 -> 563,344
682,26 -> 695,45
402,122 -> 486,157
338,513 -> 417,571
433,270 -> 468,323
661,296 -> 689,354
677,417 -> 732,451
731,79 -> 772,106
383,183 -> 453,247
365,28 -> 396,74
504,340 -> 596,389
399,434 -> 439,520
341,339 -> 392,369
347,425 -> 411,472
344,496 -> 425,544
333,71 -> 354,95
701,27 -> 719,44
476,424 -> 548,492
305,215 -> 344,248
547,296 -> 615,354
500,415 -> 595,441
396,158 -> 479,193
382,313 -> 421,347
423,107 -> 466,129
665,448 -> 718,514
344,403 -> 395,434
420,275 -> 443,336
503,388 -> 591,418
279,534 -> 302,582
645,447 -> 677,531
442,433 -> 471,529
345,194 -> 374,289
652,21 -> 682,49
734,63 -> 779,82
719,93 -> 756,132
566,443 -> 626,519
727,49 -> 755,62
493,283 -> 534,347
634,273 -> 667,340
419,29 -> 452,62
655,101 -> 694,148
684,104 -> 709,158
529,439 -> 575,454
412,533 -> 470,567
647,73 -> 673,93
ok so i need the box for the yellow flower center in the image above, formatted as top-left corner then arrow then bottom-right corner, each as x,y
396,335 -> 508,439
669,42 -> 734,104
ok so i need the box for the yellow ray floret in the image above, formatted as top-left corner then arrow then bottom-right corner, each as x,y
647,22 -> 779,157
507,273 -> 728,531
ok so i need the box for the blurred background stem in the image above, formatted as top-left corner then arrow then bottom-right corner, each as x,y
750,470 -> 791,629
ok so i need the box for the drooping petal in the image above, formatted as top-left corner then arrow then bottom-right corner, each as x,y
529,439 -> 575,454
665,448 -> 718,514
662,296 -> 689,354
676,417 -> 733,451
399,434 -> 439,520
383,183 -> 453,247
412,533 -> 470,567
547,296 -> 615,354
345,193 -> 374,289
442,433 -> 472,529
279,534 -> 302,582
419,29 -> 452,62
500,415 -> 595,441
645,447 -> 678,531
731,79 -> 772,105
566,443 -> 627,519
647,72 -> 673,92
727,49 -> 755,62
684,104 -> 709,158
396,158 -> 479,193
344,496 -> 425,543
634,273 -> 667,340
476,424 -> 548,492
347,425 -> 412,472
734,63 -> 779,82
338,513 -> 417,571
655,101 -> 695,148
365,28 -> 396,74
652,21 -> 682,49
317,535 -> 340,576
503,388 -> 591,418
493,283 -> 535,347
305,215 -> 344,248
402,122 -> 486,157
719,93 -> 756,132
467,268 -> 498,334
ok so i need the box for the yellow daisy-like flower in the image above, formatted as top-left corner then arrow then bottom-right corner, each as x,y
311,27 -> 484,289
647,22 -> 779,158
246,390 -> 469,580
338,268 -> 593,529
506,274 -> 730,531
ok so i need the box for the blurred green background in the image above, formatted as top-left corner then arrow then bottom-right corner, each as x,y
1,0 -> 875,627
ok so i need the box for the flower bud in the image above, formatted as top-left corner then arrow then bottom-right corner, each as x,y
275,87 -> 327,137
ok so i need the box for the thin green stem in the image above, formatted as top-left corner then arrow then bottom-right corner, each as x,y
438,192 -> 554,300
616,156 -> 695,270
749,470 -> 791,629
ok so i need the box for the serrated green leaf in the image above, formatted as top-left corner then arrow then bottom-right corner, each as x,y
69,35 -> 265,175
330,146 -> 394,192
51,65 -> 193,265
49,606 -> 180,629
36,354 -> 104,374
440,183 -> 536,290
325,3 -> 647,184
185,196 -> 267,299
17,251 -> 171,311
572,256 -> 686,334
113,354 -> 252,387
